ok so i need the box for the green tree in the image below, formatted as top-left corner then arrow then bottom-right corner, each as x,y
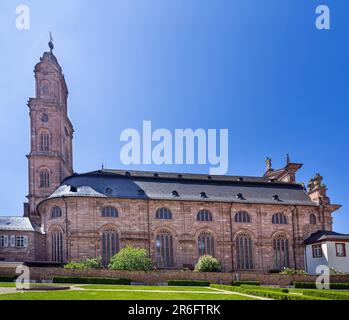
195,255 -> 221,272
109,245 -> 153,271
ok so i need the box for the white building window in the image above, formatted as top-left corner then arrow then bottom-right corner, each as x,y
16,236 -> 28,248
0,235 -> 8,247
312,244 -> 323,258
336,243 -> 346,257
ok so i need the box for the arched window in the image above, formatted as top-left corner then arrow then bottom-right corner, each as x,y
51,206 -> 62,219
41,80 -> 50,96
155,208 -> 172,220
39,169 -> 50,188
235,233 -> 253,270
101,206 -> 119,218
39,132 -> 50,152
156,230 -> 174,268
197,210 -> 212,222
234,211 -> 251,223
273,234 -> 290,270
198,232 -> 214,256
272,213 -> 287,225
101,229 -> 119,265
51,231 -> 63,263
310,214 -> 317,225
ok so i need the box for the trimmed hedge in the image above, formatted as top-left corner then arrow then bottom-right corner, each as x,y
167,280 -> 210,287
294,282 -> 349,290
240,285 -> 289,293
303,290 -> 349,300
0,276 -> 16,283
232,281 -> 260,286
52,276 -> 131,285
211,284 -> 321,300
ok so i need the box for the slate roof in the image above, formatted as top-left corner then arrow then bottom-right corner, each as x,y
43,169 -> 316,206
0,217 -> 38,232
304,230 -> 349,245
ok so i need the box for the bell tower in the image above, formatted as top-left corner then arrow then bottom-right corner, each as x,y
26,36 -> 74,220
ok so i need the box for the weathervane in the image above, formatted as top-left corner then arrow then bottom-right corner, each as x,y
48,31 -> 54,52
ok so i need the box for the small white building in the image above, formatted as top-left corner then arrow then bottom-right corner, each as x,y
304,231 -> 349,275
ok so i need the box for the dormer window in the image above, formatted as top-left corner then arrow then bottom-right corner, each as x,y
138,189 -> 145,195
172,191 -> 180,197
272,195 -> 280,201
200,192 -> 208,199
236,193 -> 244,200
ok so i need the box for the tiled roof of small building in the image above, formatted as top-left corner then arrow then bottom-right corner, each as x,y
304,230 -> 349,245
43,169 -> 316,206
0,217 -> 38,232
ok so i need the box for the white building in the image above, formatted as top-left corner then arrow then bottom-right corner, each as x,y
304,231 -> 349,275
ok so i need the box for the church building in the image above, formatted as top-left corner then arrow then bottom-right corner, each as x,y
0,42 -> 345,273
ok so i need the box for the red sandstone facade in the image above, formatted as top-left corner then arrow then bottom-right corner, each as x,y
0,44 -> 342,273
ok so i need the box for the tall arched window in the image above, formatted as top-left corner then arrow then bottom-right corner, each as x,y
101,229 -> 120,265
39,132 -> 50,152
101,206 -> 119,218
39,169 -> 50,188
156,230 -> 174,268
235,233 -> 253,270
51,231 -> 63,263
197,210 -> 213,222
273,234 -> 290,270
198,232 -> 214,256
235,211 -> 251,223
51,206 -> 62,219
41,80 -> 50,96
310,214 -> 317,225
155,208 -> 172,220
272,213 -> 287,225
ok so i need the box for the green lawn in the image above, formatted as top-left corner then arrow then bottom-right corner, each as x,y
77,284 -> 217,291
0,282 -> 15,288
0,290 -> 255,300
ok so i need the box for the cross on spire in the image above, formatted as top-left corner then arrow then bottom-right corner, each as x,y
48,31 -> 54,52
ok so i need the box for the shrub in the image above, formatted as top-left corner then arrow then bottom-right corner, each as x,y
53,276 -> 131,285
303,290 -> 349,300
0,276 -> 16,282
194,255 -> 221,272
210,284 -> 321,300
294,281 -> 349,290
280,268 -> 307,275
232,280 -> 260,286
293,282 -> 319,289
64,257 -> 102,270
109,245 -> 153,271
167,280 -> 210,287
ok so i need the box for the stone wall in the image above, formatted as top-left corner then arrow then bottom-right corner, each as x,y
1,266 -> 349,286
38,196 -> 331,272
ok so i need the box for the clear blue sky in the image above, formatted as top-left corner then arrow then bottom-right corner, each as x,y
0,1 -> 348,232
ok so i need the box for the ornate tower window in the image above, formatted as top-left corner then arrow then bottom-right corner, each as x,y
39,132 -> 50,152
156,230 -> 174,268
310,214 -> 317,225
39,169 -> 50,188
